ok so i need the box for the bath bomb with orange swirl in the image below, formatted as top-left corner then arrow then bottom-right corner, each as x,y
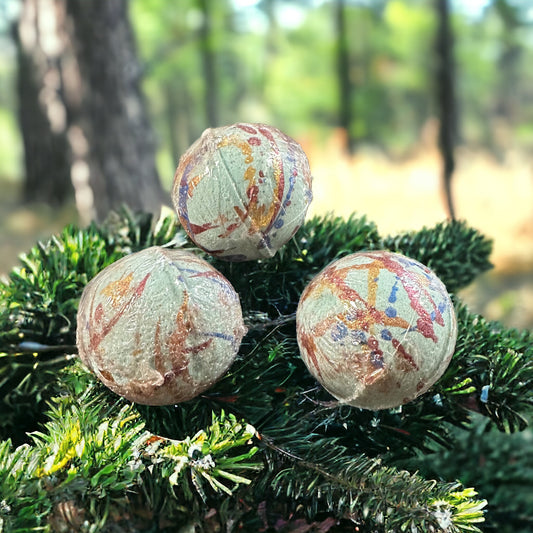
76,247 -> 246,405
172,123 -> 313,261
296,251 -> 457,410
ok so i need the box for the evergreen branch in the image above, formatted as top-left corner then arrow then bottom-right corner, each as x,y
446,301 -> 533,432
0,344 -> 491,532
0,210 -> 525,531
0,206 -> 184,355
381,219 -> 493,293
258,434 -> 486,532
153,410 -> 262,504
211,213 -> 382,318
404,413 -> 533,533
0,390 -> 149,529
0,208 -> 185,442
0,363 -> 264,531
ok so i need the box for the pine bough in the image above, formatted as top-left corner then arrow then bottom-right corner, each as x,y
0,208 -> 531,532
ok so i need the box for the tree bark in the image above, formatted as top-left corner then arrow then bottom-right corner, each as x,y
14,0 -> 72,206
334,0 -> 356,154
435,0 -> 457,220
65,0 -> 167,222
492,0 -> 522,159
198,0 -> 219,127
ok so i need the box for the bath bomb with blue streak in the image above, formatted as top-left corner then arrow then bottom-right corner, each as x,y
76,247 -> 246,405
172,123 -> 313,261
296,251 -> 457,410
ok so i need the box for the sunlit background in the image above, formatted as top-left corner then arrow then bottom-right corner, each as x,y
0,0 -> 532,328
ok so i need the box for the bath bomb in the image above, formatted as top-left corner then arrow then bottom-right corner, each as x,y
172,122 -> 313,261
296,251 -> 457,410
76,247 -> 246,405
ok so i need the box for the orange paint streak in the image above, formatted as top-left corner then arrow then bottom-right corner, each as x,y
188,174 -> 202,197
217,134 -> 254,164
298,329 -> 323,378
162,292 -> 194,383
366,263 -> 381,308
300,257 -> 432,380
219,131 -> 284,233
101,272 -> 134,308
308,264 -> 411,335
89,273 -> 151,352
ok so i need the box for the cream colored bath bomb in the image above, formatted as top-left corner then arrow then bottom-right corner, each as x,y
76,247 -> 246,405
296,251 -> 457,410
172,122 -> 313,261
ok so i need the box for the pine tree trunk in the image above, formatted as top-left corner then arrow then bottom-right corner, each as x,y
198,0 -> 219,127
335,0 -> 355,154
435,0 -> 456,220
65,0 -> 167,222
14,0 -> 72,207
261,0 -> 279,98
492,0 -> 522,159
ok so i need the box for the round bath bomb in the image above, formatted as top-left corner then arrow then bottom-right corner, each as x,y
172,122 -> 313,261
76,247 -> 247,405
296,251 -> 457,410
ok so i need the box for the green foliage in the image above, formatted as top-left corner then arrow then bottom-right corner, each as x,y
406,413 -> 533,533
381,219 -> 493,293
127,0 -> 533,167
155,410 -> 261,502
0,364 -> 262,532
0,203 -> 182,354
266,450 -> 486,533
0,107 -> 21,180
0,373 -> 149,531
453,301 -> 533,432
0,223 -> 118,444
0,207 -> 184,443
0,361 -> 487,533
1,209 -> 531,531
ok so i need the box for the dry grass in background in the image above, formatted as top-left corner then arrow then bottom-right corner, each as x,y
304,130 -> 533,329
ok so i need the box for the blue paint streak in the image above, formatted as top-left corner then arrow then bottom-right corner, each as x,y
388,280 -> 399,303
385,306 -> 397,318
331,322 -> 348,341
380,329 -> 392,341
352,330 -> 367,344
173,266 -> 239,300
178,162 -> 194,230
204,331 -> 236,342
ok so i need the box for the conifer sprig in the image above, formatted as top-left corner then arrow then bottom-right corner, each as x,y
450,301 -> 533,432
0,362 -> 488,532
381,220 -> 493,293
0,208 -> 528,531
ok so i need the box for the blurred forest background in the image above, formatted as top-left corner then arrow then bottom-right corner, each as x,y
0,0 -> 532,328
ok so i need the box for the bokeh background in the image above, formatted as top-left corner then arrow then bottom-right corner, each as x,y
0,0 -> 532,328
